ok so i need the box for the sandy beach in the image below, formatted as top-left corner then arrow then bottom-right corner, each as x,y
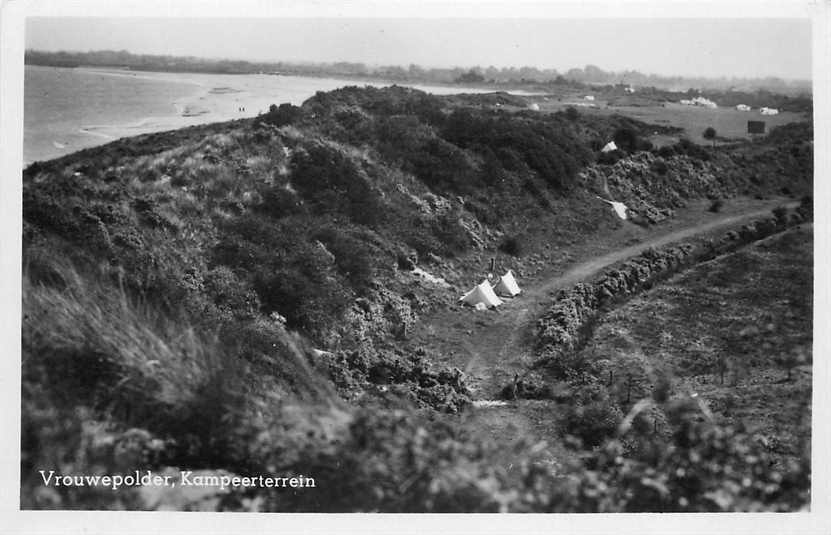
72,68 -> 278,142
26,66 -> 505,164
73,68 -> 510,140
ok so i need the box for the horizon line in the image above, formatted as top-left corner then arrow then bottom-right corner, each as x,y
24,48 -> 813,85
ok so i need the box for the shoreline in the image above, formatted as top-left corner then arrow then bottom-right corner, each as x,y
26,66 -> 526,165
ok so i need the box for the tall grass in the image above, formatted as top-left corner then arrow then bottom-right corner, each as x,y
24,256 -> 230,421
23,250 -> 336,461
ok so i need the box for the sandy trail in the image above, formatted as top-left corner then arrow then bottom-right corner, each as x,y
411,198 -> 798,467
410,198 -> 797,403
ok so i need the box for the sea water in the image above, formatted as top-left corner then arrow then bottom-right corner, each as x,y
24,65 -> 200,164
24,65 -> 501,165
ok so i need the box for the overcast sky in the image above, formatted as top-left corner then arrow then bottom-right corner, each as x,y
25,17 -> 812,80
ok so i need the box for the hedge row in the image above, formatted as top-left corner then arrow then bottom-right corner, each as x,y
535,203 -> 812,368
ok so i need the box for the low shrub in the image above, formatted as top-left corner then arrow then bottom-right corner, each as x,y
613,127 -> 639,153
498,235 -> 523,257
597,150 -> 623,165
657,145 -> 676,159
431,211 -> 471,257
260,102 -> 303,127
289,144 -> 383,227
563,396 -> 623,447
651,158 -> 669,176
772,205 -> 789,225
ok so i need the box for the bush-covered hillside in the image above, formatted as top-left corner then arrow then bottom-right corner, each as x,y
22,86 -> 813,511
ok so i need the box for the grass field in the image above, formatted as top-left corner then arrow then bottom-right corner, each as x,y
531,92 -> 808,146
579,225 -> 813,467
596,102 -> 808,146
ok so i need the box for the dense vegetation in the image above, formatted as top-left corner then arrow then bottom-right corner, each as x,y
22,86 -> 813,511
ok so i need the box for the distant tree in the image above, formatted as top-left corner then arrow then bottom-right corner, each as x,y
565,106 -> 579,121
613,127 -> 638,153
703,127 -> 717,148
455,69 -> 485,84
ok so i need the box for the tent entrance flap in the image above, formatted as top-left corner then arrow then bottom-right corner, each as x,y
460,280 -> 504,308
494,270 -> 522,297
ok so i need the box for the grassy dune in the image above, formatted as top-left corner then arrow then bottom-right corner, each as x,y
22,86 -> 813,511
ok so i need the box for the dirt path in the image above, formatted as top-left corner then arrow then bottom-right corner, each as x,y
405,197 -> 797,468
409,199 -> 798,470
408,198 -> 796,401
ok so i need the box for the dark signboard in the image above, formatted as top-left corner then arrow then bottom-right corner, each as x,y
748,120 -> 766,134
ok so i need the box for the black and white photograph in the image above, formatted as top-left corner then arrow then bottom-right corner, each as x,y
1,0 -> 829,532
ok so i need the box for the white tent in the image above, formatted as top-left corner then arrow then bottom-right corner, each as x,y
597,196 -> 628,220
736,104 -> 751,111
584,95 -> 595,101
691,96 -> 718,109
760,107 -> 779,116
601,141 -> 618,153
609,201 -> 628,220
528,103 -> 540,111
460,280 -> 504,308
493,270 -> 522,297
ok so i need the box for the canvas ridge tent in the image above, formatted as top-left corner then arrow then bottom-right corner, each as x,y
460,280 -> 504,308
601,141 -> 618,153
494,270 -> 522,297
597,196 -> 628,220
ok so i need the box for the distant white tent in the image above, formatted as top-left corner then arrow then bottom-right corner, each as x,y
609,201 -> 628,220
528,103 -> 540,111
760,107 -> 779,115
597,196 -> 628,220
601,141 -> 618,153
584,95 -> 596,101
681,97 -> 717,108
691,96 -> 717,108
460,280 -> 504,308
493,270 -> 522,297
736,104 -> 751,111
